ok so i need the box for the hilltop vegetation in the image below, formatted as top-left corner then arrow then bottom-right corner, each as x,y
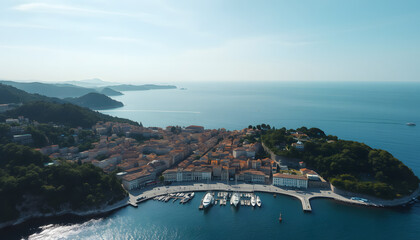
0,143 -> 127,223
262,126 -> 419,199
0,80 -> 96,98
65,92 -> 124,110
1,101 -> 137,128
0,83 -> 63,104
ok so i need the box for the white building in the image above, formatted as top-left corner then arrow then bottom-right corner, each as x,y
291,141 -> 304,151
233,148 -> 246,158
273,173 -> 308,189
163,167 -> 212,182
122,171 -> 155,190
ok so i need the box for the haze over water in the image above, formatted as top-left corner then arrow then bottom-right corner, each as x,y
3,82 -> 420,239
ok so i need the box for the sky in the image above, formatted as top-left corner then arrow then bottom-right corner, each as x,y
0,0 -> 419,83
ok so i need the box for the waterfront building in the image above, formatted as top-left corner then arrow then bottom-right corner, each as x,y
272,173 -> 308,188
237,169 -> 268,183
122,171 -> 155,190
163,167 -> 212,182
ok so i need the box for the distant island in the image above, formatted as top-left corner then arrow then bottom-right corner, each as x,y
0,79 -> 177,99
107,84 -> 177,91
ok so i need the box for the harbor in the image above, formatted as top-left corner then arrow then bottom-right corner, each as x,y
148,190 -> 264,211
128,182 -> 420,213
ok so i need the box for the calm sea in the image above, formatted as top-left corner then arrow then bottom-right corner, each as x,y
2,81 -> 420,239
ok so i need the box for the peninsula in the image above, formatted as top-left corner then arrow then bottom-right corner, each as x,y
0,87 -> 419,229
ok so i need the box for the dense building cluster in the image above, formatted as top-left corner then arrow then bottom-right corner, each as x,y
163,128 -> 276,185
3,117 -> 328,191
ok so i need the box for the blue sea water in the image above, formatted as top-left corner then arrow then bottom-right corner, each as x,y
2,81 -> 420,239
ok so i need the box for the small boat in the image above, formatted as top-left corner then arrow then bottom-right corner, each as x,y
350,197 -> 368,202
256,196 -> 262,207
173,198 -> 177,203
273,194 -> 276,198
279,213 -> 282,222
251,195 -> 256,207
406,122 -> 416,126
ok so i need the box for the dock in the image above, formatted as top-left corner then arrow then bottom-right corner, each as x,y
129,202 -> 138,208
302,198 -> 312,212
199,194 -> 205,210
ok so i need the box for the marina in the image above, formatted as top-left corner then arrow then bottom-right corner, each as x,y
129,182 -> 420,215
147,190 -> 265,210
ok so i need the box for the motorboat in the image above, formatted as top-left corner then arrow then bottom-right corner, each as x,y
203,192 -> 214,208
406,122 -> 416,126
230,192 -> 240,207
256,196 -> 262,207
350,197 -> 368,202
251,195 -> 256,207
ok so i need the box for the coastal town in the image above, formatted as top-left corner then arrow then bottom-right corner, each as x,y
3,116 -> 329,192
3,115 -> 419,216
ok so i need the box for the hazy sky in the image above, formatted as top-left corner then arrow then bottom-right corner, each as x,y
0,0 -> 419,83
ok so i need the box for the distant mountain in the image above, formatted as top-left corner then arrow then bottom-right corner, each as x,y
0,83 -> 64,104
0,80 -> 95,98
65,92 -> 123,110
109,84 -> 177,91
99,87 -> 123,96
1,80 -> 175,99
64,78 -> 119,88
1,84 -> 121,110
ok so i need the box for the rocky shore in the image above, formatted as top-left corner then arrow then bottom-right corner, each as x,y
0,198 -> 129,230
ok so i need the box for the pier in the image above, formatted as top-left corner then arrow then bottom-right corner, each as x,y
302,198 -> 312,212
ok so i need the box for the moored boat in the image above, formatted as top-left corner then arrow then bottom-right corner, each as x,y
230,192 -> 240,207
203,192 -> 214,208
256,196 -> 262,207
251,194 -> 256,207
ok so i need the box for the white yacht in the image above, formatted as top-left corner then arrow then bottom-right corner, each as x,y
203,192 -> 214,208
256,196 -> 262,207
230,192 -> 240,207
250,194 -> 256,207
